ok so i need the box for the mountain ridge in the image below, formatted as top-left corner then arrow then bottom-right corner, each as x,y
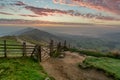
10,27 -> 64,45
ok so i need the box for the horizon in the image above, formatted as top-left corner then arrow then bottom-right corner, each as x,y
0,25 -> 120,37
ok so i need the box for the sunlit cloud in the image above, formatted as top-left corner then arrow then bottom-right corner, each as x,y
0,12 -> 13,15
53,0 -> 120,15
0,0 -> 120,25
14,1 -> 26,6
24,5 -> 119,21
25,6 -> 68,16
19,14 -> 39,17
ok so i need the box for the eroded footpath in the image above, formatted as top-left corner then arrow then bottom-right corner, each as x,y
41,51 -> 113,80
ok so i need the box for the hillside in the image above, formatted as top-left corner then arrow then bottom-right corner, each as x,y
0,35 -> 114,80
8,27 -> 120,52
11,28 -> 63,45
81,56 -> 120,80
102,32 -> 120,42
0,37 -> 54,80
56,33 -> 120,52
0,57 -> 52,80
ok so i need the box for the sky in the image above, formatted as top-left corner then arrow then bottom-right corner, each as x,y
0,0 -> 120,26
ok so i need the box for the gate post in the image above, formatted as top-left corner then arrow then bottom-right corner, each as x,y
57,42 -> 62,54
37,45 -> 42,62
4,40 -> 7,58
49,40 -> 54,57
23,42 -> 26,57
63,40 -> 67,48
63,40 -> 67,51
68,43 -> 71,49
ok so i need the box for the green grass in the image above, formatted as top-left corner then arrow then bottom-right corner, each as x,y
0,40 -> 20,45
69,48 -> 108,57
0,36 -> 54,80
69,48 -> 119,58
0,57 -> 52,80
81,57 -> 120,80
0,36 -> 29,57
0,36 -> 20,44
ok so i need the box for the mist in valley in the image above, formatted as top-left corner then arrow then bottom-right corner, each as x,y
0,25 -> 120,53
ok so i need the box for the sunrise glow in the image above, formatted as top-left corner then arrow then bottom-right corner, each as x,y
0,0 -> 120,26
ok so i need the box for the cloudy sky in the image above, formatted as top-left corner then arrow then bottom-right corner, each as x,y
0,0 -> 120,26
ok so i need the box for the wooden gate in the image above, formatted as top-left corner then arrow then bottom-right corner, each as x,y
31,45 -> 50,62
41,46 -> 50,61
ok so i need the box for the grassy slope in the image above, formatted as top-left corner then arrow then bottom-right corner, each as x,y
0,36 -> 20,44
69,48 -> 120,59
0,57 -> 51,80
0,36 -> 54,80
82,57 -> 120,80
0,36 -> 23,56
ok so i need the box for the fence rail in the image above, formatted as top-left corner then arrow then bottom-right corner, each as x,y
0,40 -> 70,62
0,40 -> 35,57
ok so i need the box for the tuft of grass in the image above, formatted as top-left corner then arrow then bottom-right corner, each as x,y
81,56 -> 120,80
0,57 -> 51,80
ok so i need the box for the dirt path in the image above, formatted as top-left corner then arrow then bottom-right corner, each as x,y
41,51 -> 113,80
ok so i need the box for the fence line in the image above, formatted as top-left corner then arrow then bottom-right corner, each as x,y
0,40 -> 70,62
0,40 -> 35,58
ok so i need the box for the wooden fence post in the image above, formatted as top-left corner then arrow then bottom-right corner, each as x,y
23,42 -> 26,57
63,40 -> 67,48
4,40 -> 7,58
68,43 -> 71,49
57,42 -> 61,54
63,40 -> 67,50
49,40 -> 54,57
37,45 -> 41,62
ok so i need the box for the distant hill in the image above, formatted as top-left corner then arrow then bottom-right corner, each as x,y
102,32 -> 120,42
7,27 -> 120,52
11,27 -> 63,45
10,27 -> 34,36
55,33 -> 120,52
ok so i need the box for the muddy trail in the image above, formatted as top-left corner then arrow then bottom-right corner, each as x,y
41,51 -> 113,80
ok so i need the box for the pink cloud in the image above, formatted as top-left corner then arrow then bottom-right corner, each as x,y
14,1 -> 26,6
20,14 -> 39,17
53,0 -> 59,3
25,6 -> 67,16
0,12 -> 13,15
25,5 -> 119,21
53,0 -> 120,14
0,6 -> 4,9
0,1 -> 26,10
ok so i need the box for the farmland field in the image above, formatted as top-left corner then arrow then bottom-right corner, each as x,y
82,56 -> 120,80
